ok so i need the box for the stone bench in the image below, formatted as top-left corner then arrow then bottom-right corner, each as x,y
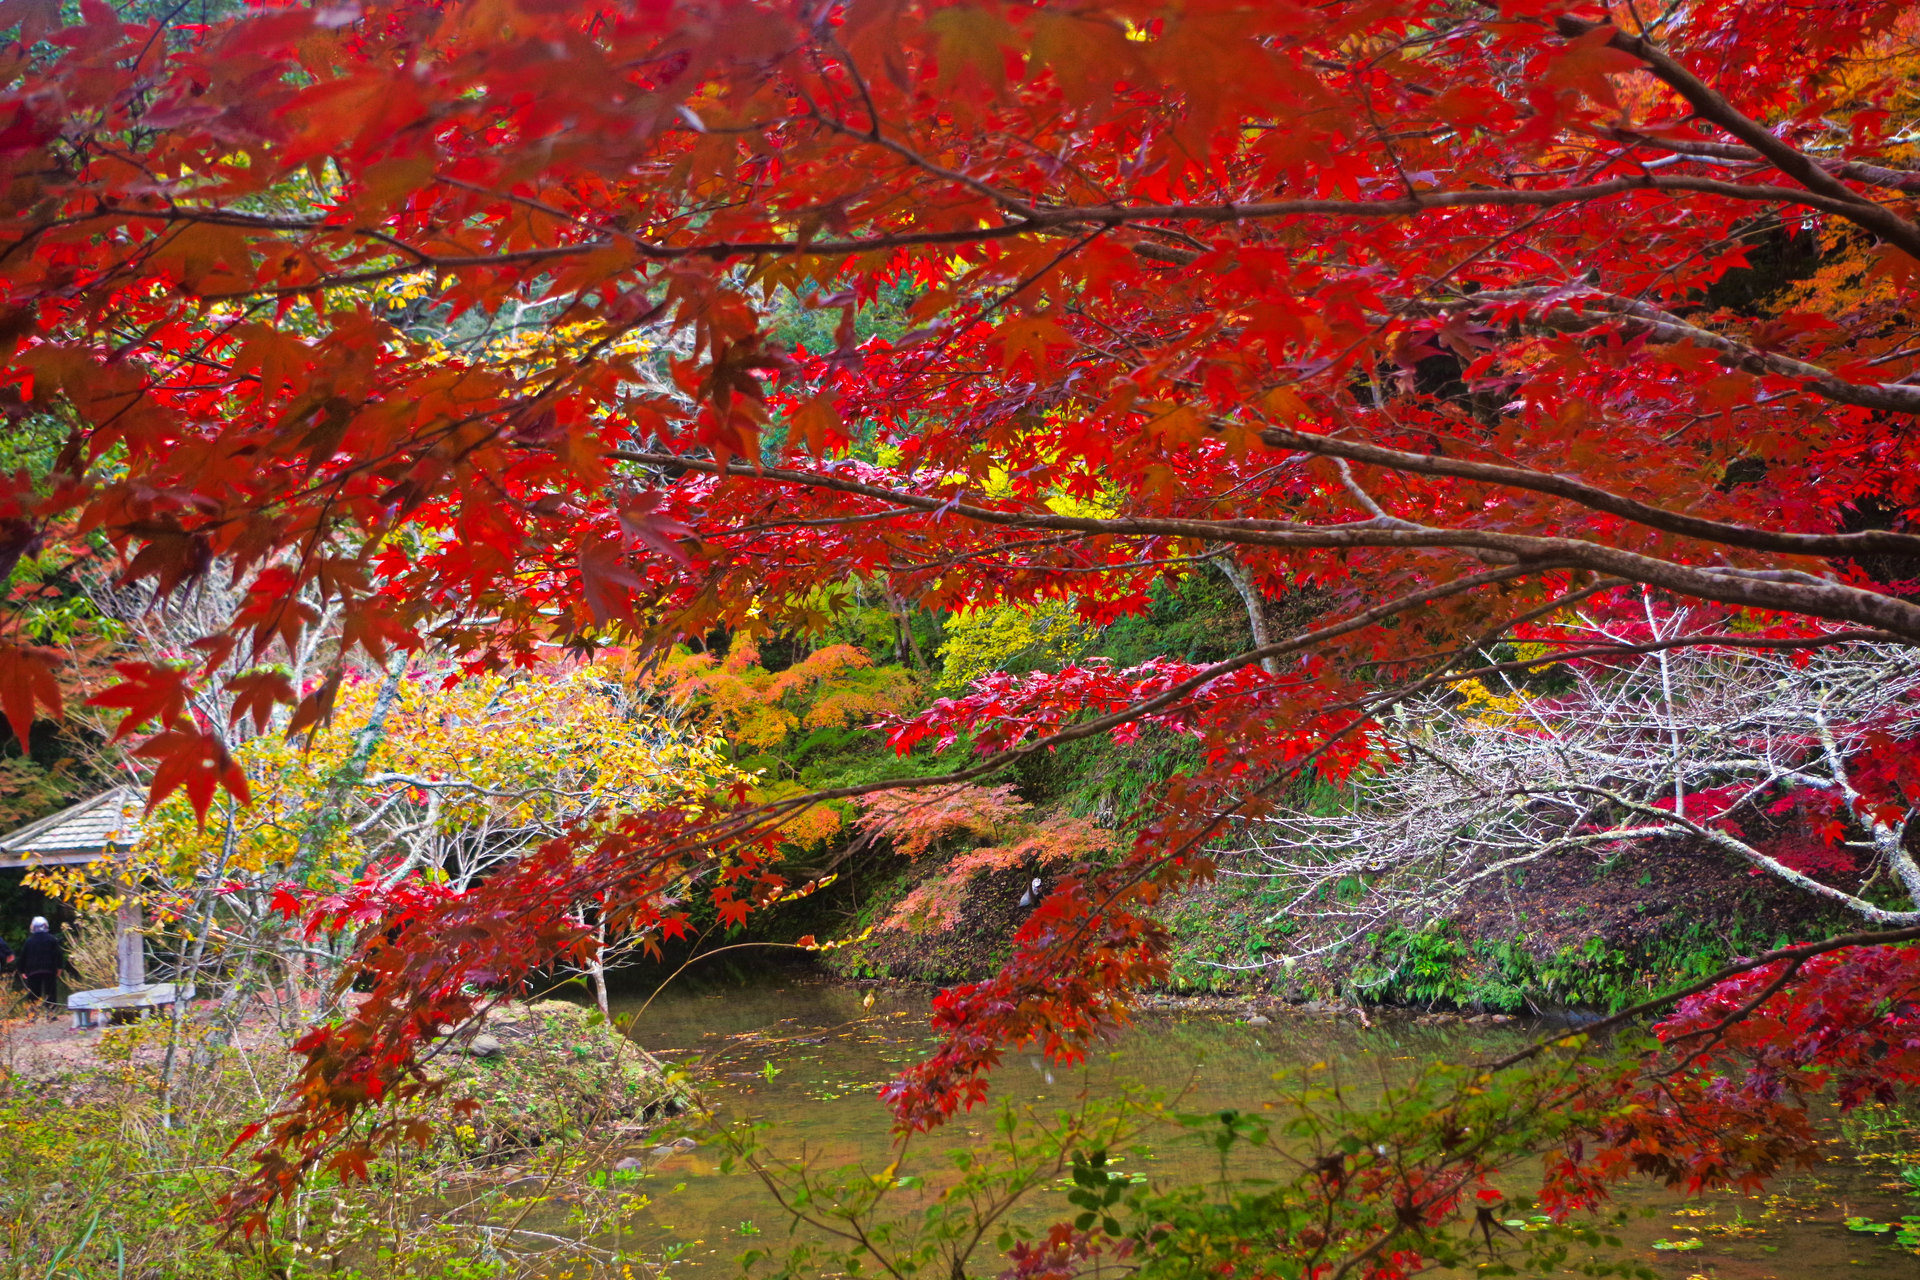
68,983 -> 194,1029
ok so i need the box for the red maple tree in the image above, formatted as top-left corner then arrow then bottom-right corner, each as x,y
3,0 -> 1920,1261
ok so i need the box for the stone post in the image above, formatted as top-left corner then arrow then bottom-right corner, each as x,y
116,891 -> 145,990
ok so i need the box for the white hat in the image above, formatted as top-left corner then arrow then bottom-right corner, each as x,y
29,917 -> 47,931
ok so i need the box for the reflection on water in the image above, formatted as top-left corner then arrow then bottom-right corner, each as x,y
611,977 -> 1919,1278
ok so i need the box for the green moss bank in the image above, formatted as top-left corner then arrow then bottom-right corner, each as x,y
432,999 -> 682,1161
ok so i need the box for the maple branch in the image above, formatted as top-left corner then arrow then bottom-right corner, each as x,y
611,450 -> 1920,640
801,97 -> 1043,222
1824,160 -> 1920,195
1608,129 -> 1920,194
95,171 -> 1880,302
1470,286 -> 1920,414
1656,955 -> 1806,1075
989,176 -> 1871,226
1480,923 -> 1920,1073
1256,421 -> 1920,558
1559,14 -> 1920,259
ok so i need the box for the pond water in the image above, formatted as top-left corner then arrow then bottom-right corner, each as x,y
610,976 -> 1920,1278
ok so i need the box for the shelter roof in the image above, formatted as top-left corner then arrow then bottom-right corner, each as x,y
0,788 -> 141,869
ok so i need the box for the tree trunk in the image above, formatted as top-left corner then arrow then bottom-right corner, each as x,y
1216,555 -> 1280,674
589,916 -> 610,1020
884,583 -> 926,670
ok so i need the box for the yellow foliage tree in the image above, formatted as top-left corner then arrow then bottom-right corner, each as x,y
934,597 -> 1092,692
32,659 -> 742,1026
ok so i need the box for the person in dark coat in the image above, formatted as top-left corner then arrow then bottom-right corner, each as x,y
19,916 -> 60,1008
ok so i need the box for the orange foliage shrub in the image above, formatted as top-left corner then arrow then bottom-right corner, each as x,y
859,786 -> 1111,933
857,783 -> 1029,858
653,639 -> 921,846
657,640 -> 919,752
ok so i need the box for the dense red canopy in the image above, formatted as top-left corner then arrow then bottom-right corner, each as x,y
3,0 -> 1919,1240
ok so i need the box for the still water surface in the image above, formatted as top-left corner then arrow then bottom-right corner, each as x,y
612,978 -> 1919,1278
